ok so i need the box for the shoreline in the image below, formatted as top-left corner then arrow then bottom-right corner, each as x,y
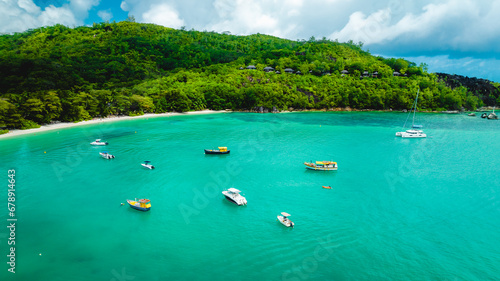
0,110 -> 228,140
0,106 -> 491,140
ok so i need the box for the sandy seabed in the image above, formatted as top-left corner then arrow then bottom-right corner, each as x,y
0,110 -> 227,140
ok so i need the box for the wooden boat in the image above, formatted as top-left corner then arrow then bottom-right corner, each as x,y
127,198 -> 151,211
304,161 -> 338,171
277,212 -> 294,228
205,147 -> 230,154
322,185 -> 332,189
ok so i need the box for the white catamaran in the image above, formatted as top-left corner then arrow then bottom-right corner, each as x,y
396,90 -> 427,138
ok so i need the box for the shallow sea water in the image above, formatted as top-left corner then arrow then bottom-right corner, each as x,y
0,112 -> 499,281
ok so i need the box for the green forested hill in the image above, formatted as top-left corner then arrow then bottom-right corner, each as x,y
0,21 -> 497,129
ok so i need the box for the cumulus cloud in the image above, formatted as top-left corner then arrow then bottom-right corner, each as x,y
208,0 -> 304,38
120,1 -> 129,11
330,0 -> 500,56
142,3 -> 184,29
98,10 -> 113,22
0,0 -> 99,33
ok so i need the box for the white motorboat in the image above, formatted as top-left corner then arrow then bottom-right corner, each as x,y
488,108 -> 498,119
222,188 -> 247,205
396,90 -> 425,137
141,161 -> 155,169
277,212 -> 294,228
91,139 -> 108,146
401,129 -> 427,138
99,151 -> 115,159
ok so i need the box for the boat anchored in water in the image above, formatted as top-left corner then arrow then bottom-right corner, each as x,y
141,161 -> 155,169
126,198 -> 151,211
396,89 -> 426,138
277,212 -> 294,228
222,188 -> 247,205
91,139 -> 108,145
401,129 -> 426,138
205,147 -> 230,154
99,151 -> 115,159
304,161 -> 338,171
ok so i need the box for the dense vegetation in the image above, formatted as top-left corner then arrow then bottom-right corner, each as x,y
1,21 -> 498,130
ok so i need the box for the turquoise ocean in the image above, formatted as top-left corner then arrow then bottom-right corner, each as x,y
0,112 -> 499,281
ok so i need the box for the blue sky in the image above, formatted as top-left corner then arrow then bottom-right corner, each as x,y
2,0 -> 500,82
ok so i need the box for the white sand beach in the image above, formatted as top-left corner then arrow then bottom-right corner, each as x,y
0,110 -> 228,140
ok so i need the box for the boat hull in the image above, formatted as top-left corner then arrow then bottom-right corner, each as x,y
277,216 -> 294,227
222,191 -> 247,205
401,132 -> 427,138
304,162 -> 338,171
141,164 -> 155,169
223,195 -> 244,205
91,142 -> 108,146
100,153 -> 115,159
205,149 -> 230,154
127,200 -> 151,211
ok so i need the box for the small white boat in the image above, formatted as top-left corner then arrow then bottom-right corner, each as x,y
99,151 -> 115,159
141,161 -> 155,169
277,212 -> 294,228
401,129 -> 427,138
222,188 -> 247,205
91,139 -> 108,146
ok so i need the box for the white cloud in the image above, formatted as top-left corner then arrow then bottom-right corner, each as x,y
39,5 -> 77,27
142,3 -> 184,29
328,0 -> 500,54
98,10 -> 113,22
0,0 -> 99,33
120,1 -> 129,11
18,0 -> 41,14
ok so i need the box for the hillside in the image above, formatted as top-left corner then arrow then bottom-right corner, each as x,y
0,21 -> 498,129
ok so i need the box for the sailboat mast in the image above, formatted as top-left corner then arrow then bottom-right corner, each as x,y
412,89 -> 419,127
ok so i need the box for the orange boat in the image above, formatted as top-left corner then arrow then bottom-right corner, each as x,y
322,186 -> 332,189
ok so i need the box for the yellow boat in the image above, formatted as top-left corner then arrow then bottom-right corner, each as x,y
304,161 -> 338,171
126,198 -> 151,211
204,147 -> 230,154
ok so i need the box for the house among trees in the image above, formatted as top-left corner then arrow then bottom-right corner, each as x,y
246,65 -> 257,70
372,71 -> 378,78
263,66 -> 274,72
363,71 -> 369,77
341,70 -> 349,74
393,71 -> 401,76
284,68 -> 294,73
